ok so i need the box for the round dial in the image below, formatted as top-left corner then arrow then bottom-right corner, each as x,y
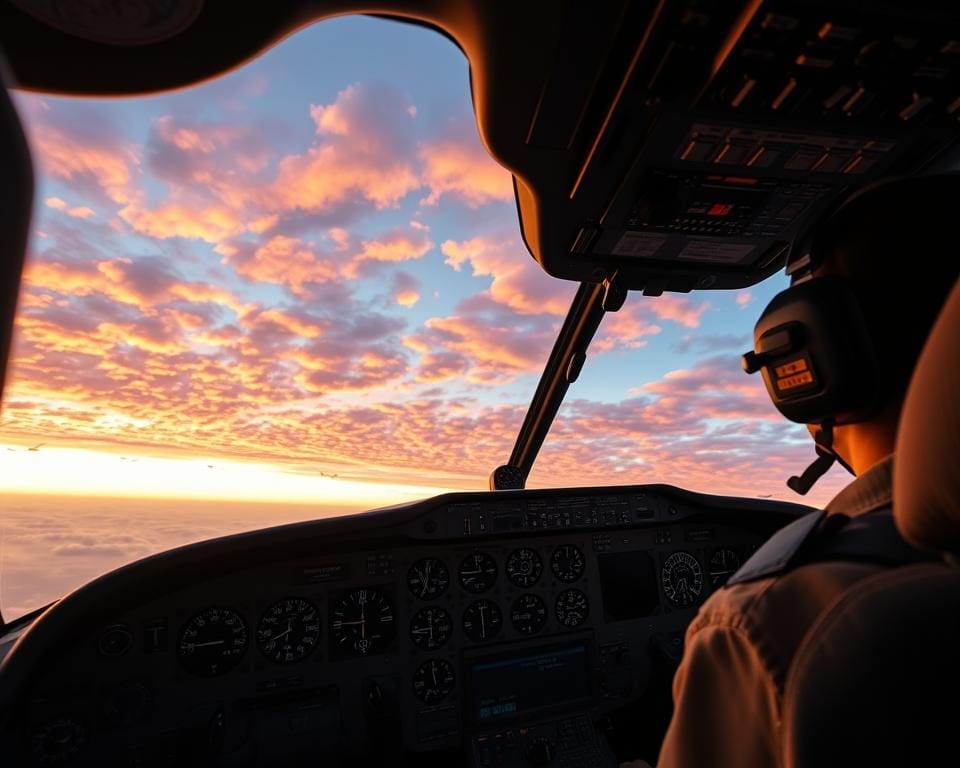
31,715 -> 86,765
331,588 -> 396,657
550,545 -> 586,582
177,606 -> 248,677
555,589 -> 589,628
412,658 -> 456,704
709,548 -> 742,587
505,548 -> 543,588
458,552 -> 498,593
407,558 -> 450,600
510,593 -> 548,635
661,551 -> 704,608
409,606 -> 453,650
257,597 -> 321,664
462,599 -> 503,642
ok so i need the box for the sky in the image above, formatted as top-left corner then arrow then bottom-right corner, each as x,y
0,17 -> 851,619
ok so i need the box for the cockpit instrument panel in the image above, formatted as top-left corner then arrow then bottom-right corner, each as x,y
0,484 -> 806,766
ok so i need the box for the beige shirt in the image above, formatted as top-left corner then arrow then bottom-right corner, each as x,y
656,457 -> 895,768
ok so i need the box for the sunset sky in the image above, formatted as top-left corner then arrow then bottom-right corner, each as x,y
0,17 -> 850,618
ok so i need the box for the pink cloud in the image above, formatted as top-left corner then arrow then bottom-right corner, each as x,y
441,235 -> 573,316
45,197 -> 95,219
392,272 -> 421,308
21,101 -> 137,205
272,83 -> 420,211
345,228 -> 433,277
227,235 -> 338,295
419,135 -> 514,207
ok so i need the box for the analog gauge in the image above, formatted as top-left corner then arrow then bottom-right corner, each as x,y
409,606 -> 453,650
505,548 -> 543,588
555,589 -> 590,628
257,597 -> 321,664
177,606 -> 248,677
708,548 -> 742,587
462,599 -> 503,642
31,715 -> 86,766
412,658 -> 456,704
406,558 -> 450,600
331,588 -> 396,657
550,545 -> 586,583
510,594 -> 548,635
661,551 -> 704,608
458,552 -> 498,593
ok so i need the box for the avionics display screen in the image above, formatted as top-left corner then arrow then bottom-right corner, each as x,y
470,642 -> 590,722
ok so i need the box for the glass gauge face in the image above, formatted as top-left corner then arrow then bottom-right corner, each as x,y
257,597 -> 321,664
708,548 -> 742,587
406,558 -> 450,600
178,606 -> 248,677
661,551 -> 704,608
330,588 -> 396,657
505,548 -> 543,588
550,545 -> 586,582
510,593 -> 548,635
409,606 -> 453,650
555,589 -> 589,628
458,552 -> 498,593
31,715 -> 86,765
412,658 -> 456,704
462,599 -> 503,642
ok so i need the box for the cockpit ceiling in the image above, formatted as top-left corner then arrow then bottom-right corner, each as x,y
2,0 -> 958,294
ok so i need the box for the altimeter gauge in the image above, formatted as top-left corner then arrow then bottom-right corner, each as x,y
257,597 -> 321,663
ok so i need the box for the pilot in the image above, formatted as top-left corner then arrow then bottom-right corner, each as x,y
645,173 -> 960,768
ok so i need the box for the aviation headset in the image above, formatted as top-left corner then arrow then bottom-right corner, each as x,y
741,179 -> 895,495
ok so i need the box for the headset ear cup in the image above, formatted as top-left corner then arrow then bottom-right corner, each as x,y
745,277 -> 879,424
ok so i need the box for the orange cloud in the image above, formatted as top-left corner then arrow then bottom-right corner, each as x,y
271,83 -> 420,211
345,229 -> 433,277
648,295 -> 710,328
441,235 -> 573,316
119,202 -> 248,242
229,235 -> 338,295
419,138 -> 514,207
27,118 -> 136,204
45,197 -> 95,219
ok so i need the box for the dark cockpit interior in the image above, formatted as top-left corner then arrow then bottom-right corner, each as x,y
0,1 -> 957,766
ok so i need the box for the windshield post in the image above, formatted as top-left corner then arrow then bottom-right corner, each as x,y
491,278 -> 625,490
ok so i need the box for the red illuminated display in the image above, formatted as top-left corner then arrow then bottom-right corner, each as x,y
707,203 -> 735,217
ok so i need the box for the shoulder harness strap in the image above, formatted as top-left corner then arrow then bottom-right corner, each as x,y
728,507 -> 941,587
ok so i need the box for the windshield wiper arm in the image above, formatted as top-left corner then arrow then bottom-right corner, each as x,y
490,278 -> 626,490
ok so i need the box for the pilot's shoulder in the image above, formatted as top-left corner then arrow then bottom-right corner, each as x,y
686,511 -> 827,635
728,510 -> 826,586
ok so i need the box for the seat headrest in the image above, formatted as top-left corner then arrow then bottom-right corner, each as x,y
894,276 -> 960,554
0,57 -> 34,407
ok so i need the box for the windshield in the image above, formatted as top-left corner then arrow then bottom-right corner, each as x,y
0,17 -> 848,622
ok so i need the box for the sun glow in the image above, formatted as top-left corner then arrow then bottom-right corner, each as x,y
0,443 -> 454,507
